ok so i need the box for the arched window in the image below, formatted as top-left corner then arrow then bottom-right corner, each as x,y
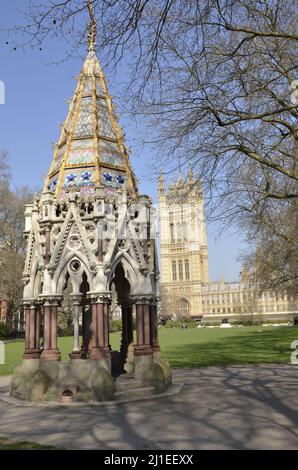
172,261 -> 177,281
178,260 -> 183,280
170,223 -> 175,242
178,299 -> 190,318
176,223 -> 181,242
185,259 -> 190,280
183,222 -> 188,241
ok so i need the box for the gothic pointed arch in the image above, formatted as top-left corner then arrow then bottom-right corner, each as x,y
55,250 -> 93,295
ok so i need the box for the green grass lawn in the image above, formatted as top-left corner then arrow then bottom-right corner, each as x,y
1,326 -> 297,375
0,437 -> 58,450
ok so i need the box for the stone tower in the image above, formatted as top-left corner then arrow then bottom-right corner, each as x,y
10,3 -> 171,402
158,168 -> 208,318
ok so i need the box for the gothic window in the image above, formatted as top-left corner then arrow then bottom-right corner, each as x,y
177,299 -> 190,318
170,223 -> 175,242
183,222 -> 188,241
176,223 -> 181,242
178,260 -> 183,280
172,261 -> 177,281
185,259 -> 190,280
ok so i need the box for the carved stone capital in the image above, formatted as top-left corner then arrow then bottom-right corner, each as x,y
149,296 -> 159,306
87,291 -> 112,304
39,294 -> 63,307
131,295 -> 151,305
22,298 -> 41,309
69,293 -> 83,305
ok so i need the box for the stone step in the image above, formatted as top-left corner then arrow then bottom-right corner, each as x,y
115,379 -> 144,392
114,386 -> 155,400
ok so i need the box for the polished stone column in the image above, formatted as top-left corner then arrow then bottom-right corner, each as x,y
40,296 -> 62,361
150,299 -> 160,353
88,293 -> 111,360
23,300 -> 41,359
70,294 -> 82,359
134,296 -> 153,356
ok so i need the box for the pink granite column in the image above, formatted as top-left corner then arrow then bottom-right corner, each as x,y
150,300 -> 160,353
89,294 -> 111,360
103,302 -> 110,357
23,300 -> 42,359
134,297 -> 153,357
40,297 -> 61,361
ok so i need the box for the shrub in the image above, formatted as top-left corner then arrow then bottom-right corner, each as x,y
293,315 -> 298,327
57,326 -> 74,337
182,318 -> 197,328
0,322 -> 17,339
164,320 -> 181,329
109,317 -> 137,332
163,318 -> 197,329
109,319 -> 122,332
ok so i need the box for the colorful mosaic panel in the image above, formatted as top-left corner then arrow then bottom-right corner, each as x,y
67,148 -> 94,165
74,97 -> 94,137
82,78 -> 93,96
71,139 -> 93,149
97,99 -> 116,139
65,100 -> 75,131
96,80 -> 104,96
99,139 -> 124,166
101,170 -> 126,188
64,169 -> 95,187
47,175 -> 58,192
52,144 -> 66,172
100,151 -> 124,167
93,60 -> 101,76
100,140 -> 120,152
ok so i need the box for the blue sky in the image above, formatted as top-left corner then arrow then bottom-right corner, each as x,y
0,0 -> 246,281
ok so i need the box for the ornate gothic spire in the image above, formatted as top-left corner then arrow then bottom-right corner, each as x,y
186,166 -> 194,185
158,169 -> 166,196
43,3 -> 138,200
168,176 -> 175,192
176,171 -> 184,189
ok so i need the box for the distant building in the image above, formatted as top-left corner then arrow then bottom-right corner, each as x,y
158,168 -> 208,318
158,173 -> 298,322
201,278 -> 297,323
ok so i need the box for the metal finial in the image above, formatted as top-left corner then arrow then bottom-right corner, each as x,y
87,0 -> 96,52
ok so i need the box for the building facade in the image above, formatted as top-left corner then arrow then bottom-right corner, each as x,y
201,277 -> 297,323
158,175 -> 298,322
158,169 -> 208,318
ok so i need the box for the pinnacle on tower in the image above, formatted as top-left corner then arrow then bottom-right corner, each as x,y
158,169 -> 166,195
176,171 -> 184,189
186,166 -> 195,185
168,176 -> 175,192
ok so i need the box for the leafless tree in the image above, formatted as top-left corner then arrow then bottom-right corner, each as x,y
2,1 -> 298,292
0,152 -> 34,317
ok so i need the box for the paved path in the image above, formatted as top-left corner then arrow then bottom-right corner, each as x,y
1,364 -> 298,449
